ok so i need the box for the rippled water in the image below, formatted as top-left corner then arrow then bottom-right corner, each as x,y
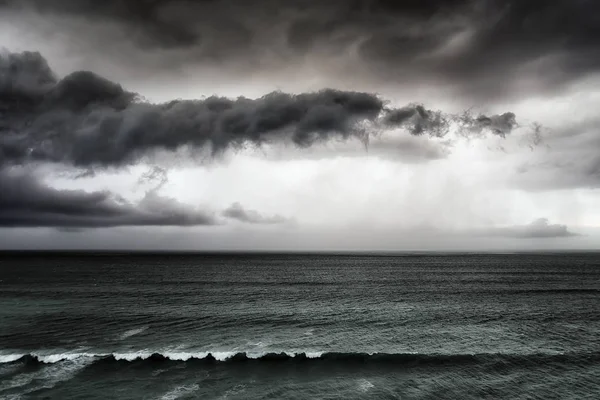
1,252 -> 599,399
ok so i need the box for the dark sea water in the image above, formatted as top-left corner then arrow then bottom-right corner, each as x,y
1,252 -> 599,399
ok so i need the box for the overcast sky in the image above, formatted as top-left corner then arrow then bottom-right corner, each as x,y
1,0 -> 599,251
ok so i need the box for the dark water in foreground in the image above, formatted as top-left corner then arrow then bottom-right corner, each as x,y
1,252 -> 599,399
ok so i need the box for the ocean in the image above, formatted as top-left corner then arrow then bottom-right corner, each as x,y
0,252 -> 599,399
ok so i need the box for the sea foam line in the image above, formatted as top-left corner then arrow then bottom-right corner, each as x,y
118,326 -> 149,340
1,350 -> 596,366
0,350 -> 324,364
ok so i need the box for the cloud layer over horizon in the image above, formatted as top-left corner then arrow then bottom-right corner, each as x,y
0,49 -> 523,230
0,0 -> 596,248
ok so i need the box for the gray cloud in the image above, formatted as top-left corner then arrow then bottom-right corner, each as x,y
222,202 -> 290,225
482,218 -> 579,239
0,168 -> 290,228
0,50 -> 518,169
1,1 -> 597,100
0,168 -> 217,228
254,134 -> 452,163
393,219 -> 580,239
512,117 -> 600,191
0,49 -> 530,230
0,2 -> 590,245
3,221 -> 592,252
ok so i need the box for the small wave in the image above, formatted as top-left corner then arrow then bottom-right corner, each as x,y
2,395 -> 22,400
118,326 -> 149,340
0,356 -> 92,394
159,384 -> 200,400
0,361 -> 23,378
357,379 -> 375,392
219,384 -> 247,399
2,350 -> 599,367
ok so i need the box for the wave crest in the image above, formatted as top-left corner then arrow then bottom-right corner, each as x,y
2,350 -> 599,367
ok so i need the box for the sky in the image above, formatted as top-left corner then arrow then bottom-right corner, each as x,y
1,0 -> 599,251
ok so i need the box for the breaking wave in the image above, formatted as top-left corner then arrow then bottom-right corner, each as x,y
2,351 -> 599,366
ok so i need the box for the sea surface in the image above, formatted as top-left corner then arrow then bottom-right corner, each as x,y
0,252 -> 599,399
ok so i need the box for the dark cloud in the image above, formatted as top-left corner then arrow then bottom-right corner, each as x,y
483,218 -> 579,239
0,168 -> 217,228
0,50 -> 518,169
255,134 -> 452,163
0,168 -> 290,228
0,50 -> 518,230
1,0 -> 597,99
0,2 -> 591,244
1,0 -> 213,49
222,202 -> 290,225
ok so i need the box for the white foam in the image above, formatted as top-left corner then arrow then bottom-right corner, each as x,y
36,358 -> 93,385
1,348 -> 329,364
304,351 -> 324,358
33,352 -> 97,364
0,352 -> 101,365
357,379 -> 375,392
161,352 -> 209,361
2,395 -> 23,400
0,354 -> 25,363
164,350 -> 324,360
118,326 -> 149,340
219,384 -> 247,399
0,357 -> 93,394
159,384 -> 200,400
211,351 -> 238,361
112,351 -> 153,361
0,371 -> 35,392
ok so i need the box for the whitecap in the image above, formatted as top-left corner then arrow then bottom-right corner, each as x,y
33,352 -> 97,364
112,351 -> 153,361
0,371 -> 35,392
118,326 -> 149,340
210,351 -> 238,361
304,351 -> 324,358
161,352 -> 209,361
158,384 -> 200,400
0,354 -> 24,363
2,395 -> 23,400
0,357 -> 93,394
357,379 -> 375,392
218,384 -> 247,399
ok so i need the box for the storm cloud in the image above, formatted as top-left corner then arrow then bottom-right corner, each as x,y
222,202 -> 290,225
0,168 -> 295,228
1,50 -> 518,169
0,168 -> 217,228
512,116 -> 600,190
1,0 -> 597,100
0,1 -> 593,243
